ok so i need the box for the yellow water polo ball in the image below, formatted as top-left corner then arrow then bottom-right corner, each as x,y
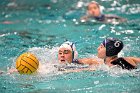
16,52 -> 39,74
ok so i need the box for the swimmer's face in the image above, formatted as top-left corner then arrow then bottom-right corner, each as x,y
97,44 -> 106,59
87,3 -> 101,17
58,48 -> 72,63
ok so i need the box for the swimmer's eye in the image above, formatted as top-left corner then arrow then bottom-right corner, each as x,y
64,50 -> 69,54
100,44 -> 105,48
88,6 -> 98,10
93,7 -> 97,9
59,50 -> 70,55
101,45 -> 104,48
59,52 -> 63,55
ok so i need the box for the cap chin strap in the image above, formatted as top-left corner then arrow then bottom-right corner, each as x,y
70,43 -> 74,63
64,41 -> 75,63
104,56 -> 107,64
104,39 -> 107,64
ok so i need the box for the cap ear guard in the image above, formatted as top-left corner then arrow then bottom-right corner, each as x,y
69,42 -> 75,61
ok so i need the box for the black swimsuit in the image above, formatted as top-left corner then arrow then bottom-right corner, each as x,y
93,14 -> 125,23
111,58 -> 136,70
94,14 -> 105,21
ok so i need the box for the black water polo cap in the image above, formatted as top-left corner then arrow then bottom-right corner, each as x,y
102,37 -> 124,57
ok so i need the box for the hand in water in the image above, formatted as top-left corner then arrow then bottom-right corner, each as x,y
8,68 -> 18,74
0,70 -> 4,74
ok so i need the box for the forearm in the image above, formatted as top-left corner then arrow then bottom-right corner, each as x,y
8,68 -> 18,74
80,15 -> 91,22
130,57 -> 140,63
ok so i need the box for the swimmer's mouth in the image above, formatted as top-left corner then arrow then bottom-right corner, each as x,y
60,60 -> 65,62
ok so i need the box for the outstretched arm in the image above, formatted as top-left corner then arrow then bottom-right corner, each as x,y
129,57 -> 140,64
124,57 -> 140,67
78,58 -> 103,65
7,68 -> 18,74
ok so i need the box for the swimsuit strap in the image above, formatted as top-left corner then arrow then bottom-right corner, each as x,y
94,14 -> 105,21
111,57 -> 136,70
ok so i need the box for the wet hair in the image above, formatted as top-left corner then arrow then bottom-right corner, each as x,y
102,37 -> 123,57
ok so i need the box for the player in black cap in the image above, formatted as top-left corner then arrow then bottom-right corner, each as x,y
97,37 -> 140,70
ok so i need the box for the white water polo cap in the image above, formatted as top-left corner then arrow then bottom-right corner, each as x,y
59,41 -> 78,59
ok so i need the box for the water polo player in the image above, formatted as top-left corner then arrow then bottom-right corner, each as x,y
58,41 -> 101,65
97,37 -> 140,70
57,41 -> 103,72
81,1 -> 126,23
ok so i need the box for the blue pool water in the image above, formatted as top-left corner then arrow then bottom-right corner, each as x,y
0,0 -> 140,93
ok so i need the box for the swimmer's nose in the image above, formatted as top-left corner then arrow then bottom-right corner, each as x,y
60,53 -> 64,57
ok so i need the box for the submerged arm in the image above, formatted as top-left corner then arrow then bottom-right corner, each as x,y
105,14 -> 127,22
64,67 -> 96,73
80,14 -> 92,22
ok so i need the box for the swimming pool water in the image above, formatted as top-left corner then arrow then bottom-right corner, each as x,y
0,0 -> 140,93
